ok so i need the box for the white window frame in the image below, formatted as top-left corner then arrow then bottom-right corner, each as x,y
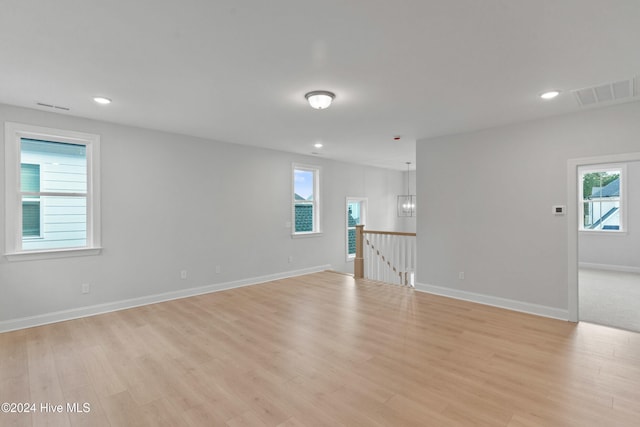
346,197 -> 367,261
578,163 -> 626,234
4,122 -> 102,260
292,163 -> 322,237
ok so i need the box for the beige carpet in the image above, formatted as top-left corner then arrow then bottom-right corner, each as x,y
579,268 -> 640,333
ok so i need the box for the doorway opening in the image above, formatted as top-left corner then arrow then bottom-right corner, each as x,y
569,153 -> 640,332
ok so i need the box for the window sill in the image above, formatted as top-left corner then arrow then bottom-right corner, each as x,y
5,247 -> 102,262
579,230 -> 628,236
291,232 -> 324,239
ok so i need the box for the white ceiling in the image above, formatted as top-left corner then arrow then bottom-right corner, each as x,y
1,0 -> 640,170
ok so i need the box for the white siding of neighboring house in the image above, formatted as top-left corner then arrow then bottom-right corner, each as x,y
21,140 -> 87,250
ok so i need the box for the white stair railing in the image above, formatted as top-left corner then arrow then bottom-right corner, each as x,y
355,225 -> 416,286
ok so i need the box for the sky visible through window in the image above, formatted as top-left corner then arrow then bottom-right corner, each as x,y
294,169 -> 313,200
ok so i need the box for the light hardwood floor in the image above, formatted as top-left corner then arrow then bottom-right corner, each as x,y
1,271 -> 639,426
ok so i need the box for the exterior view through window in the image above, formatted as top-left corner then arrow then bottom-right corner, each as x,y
20,138 -> 89,250
346,198 -> 366,259
580,167 -> 623,231
293,165 -> 320,234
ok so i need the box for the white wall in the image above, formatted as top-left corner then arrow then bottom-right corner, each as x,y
579,161 -> 640,271
0,103 -> 404,327
416,101 -> 640,318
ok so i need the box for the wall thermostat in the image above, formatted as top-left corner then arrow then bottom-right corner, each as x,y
553,205 -> 566,215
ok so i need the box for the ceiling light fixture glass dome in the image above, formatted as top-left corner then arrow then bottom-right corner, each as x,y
305,91 -> 335,109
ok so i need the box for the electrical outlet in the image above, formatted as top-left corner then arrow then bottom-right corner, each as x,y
458,272 -> 465,280
81,283 -> 90,294
288,256 -> 293,263
215,265 -> 221,274
180,270 -> 187,279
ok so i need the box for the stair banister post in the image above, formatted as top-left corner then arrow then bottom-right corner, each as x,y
355,224 -> 365,279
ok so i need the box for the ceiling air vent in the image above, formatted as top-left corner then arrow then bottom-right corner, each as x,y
36,102 -> 70,111
573,77 -> 639,107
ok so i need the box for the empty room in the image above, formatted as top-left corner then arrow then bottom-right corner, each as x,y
1,1 -> 639,426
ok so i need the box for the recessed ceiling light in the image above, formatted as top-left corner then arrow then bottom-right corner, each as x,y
314,143 -> 323,148
93,97 -> 112,105
305,91 -> 335,109
540,90 -> 560,100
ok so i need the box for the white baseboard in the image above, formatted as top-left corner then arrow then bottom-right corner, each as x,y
579,262 -> 640,274
0,265 -> 331,333
414,282 -> 569,321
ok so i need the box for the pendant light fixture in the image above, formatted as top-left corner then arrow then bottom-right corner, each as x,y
397,162 -> 416,217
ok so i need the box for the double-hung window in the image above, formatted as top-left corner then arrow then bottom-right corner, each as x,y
5,122 -> 101,259
579,164 -> 625,232
292,164 -> 321,236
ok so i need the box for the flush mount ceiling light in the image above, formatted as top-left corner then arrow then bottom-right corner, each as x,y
540,90 -> 560,100
305,90 -> 335,109
314,143 -> 323,148
93,96 -> 112,105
